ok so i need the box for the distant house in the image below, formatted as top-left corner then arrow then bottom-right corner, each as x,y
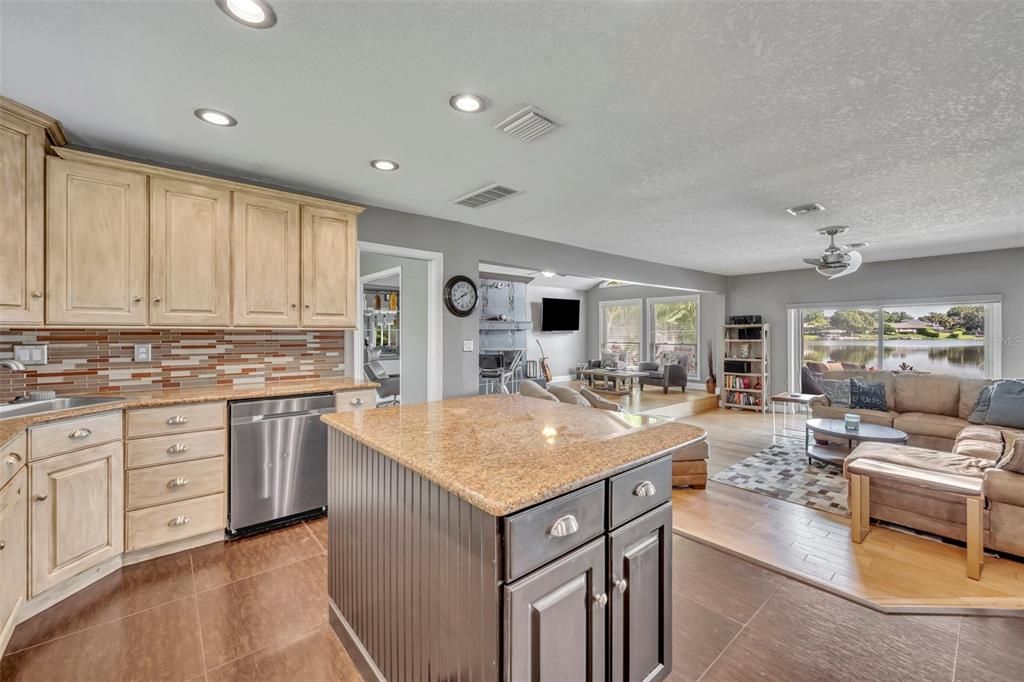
891,318 -> 942,334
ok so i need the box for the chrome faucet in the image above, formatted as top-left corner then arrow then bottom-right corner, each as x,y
0,360 -> 27,371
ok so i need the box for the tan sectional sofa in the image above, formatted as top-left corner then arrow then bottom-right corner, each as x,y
810,371 -> 1024,556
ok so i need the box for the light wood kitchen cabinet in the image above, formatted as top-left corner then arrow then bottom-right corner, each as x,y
150,177 -> 231,326
46,157 -> 148,325
0,102 -> 47,324
0,469 -> 28,648
231,191 -> 301,327
29,440 -> 124,596
301,205 -> 357,327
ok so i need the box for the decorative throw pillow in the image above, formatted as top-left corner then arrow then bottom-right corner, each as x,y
849,378 -> 888,412
820,379 -> 850,407
601,351 -> 621,369
579,386 -> 623,412
995,436 -> 1024,474
968,385 -> 994,424
984,380 -> 1024,429
548,385 -> 590,407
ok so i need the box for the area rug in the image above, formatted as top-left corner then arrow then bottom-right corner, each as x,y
711,440 -> 849,515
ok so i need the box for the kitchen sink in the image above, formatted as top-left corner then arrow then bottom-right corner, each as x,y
0,396 -> 124,420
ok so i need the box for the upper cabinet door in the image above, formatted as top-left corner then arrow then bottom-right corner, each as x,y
0,112 -> 45,324
46,158 -> 148,325
231,191 -> 301,327
301,205 -> 357,327
150,177 -> 231,326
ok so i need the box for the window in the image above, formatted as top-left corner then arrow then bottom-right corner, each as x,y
649,296 -> 699,377
795,300 -> 1000,384
599,299 -> 642,365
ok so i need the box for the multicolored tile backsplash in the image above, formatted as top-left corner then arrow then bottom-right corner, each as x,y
0,328 -> 346,402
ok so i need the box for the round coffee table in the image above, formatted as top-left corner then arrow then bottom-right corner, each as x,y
805,418 -> 908,467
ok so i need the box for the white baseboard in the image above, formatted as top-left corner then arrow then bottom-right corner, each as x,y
551,374 -> 573,383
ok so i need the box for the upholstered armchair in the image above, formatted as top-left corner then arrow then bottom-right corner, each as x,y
364,361 -> 400,406
638,355 -> 689,393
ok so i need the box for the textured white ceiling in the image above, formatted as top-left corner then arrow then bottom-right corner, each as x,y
2,1 -> 1022,275
478,263 -> 605,291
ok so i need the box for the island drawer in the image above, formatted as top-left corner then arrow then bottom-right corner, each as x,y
505,481 -> 605,582
127,402 -> 226,439
126,456 -> 225,510
335,390 -> 377,412
2,432 -> 27,489
608,455 -> 671,528
29,411 -> 123,460
126,492 -> 225,551
126,430 -> 226,469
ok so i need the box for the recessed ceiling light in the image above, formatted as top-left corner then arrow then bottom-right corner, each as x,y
194,108 -> 238,127
215,0 -> 277,28
370,159 -> 399,172
449,93 -> 485,113
540,271 -> 556,278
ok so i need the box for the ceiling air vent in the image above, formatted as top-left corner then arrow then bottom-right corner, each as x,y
453,183 -> 521,209
786,202 -> 825,216
495,106 -> 562,142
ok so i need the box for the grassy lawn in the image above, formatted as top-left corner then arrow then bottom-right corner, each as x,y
804,332 -> 983,341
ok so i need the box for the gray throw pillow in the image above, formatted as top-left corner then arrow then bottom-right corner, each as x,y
601,351 -> 620,369
968,385 -> 994,424
579,386 -> 623,412
548,385 -> 590,407
984,380 -> 1024,429
849,378 -> 888,412
820,379 -> 850,407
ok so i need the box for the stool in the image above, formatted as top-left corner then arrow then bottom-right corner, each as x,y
847,458 -> 985,580
672,438 -> 709,489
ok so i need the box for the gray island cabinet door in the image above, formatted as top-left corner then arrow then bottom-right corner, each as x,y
609,502 -> 672,682
504,537 -> 607,682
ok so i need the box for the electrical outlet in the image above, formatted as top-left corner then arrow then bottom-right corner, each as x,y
133,343 -> 152,362
13,345 -> 48,366
463,340 -> 474,352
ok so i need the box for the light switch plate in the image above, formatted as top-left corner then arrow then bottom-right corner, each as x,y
134,343 -> 152,362
13,345 -> 48,366
463,340 -> 474,352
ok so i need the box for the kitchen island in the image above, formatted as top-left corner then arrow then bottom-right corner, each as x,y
322,394 -> 706,682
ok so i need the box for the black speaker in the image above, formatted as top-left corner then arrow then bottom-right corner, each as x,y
728,314 -> 763,325
738,327 -> 762,340
724,360 -> 752,373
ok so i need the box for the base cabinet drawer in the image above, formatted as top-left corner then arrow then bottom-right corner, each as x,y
1,433 -> 27,490
126,429 -> 226,469
126,493 -> 225,551
608,456 -> 671,528
127,457 -> 225,510
609,503 -> 672,682
29,411 -> 123,460
1,469 -> 28,642
127,402 -> 226,439
335,390 -> 376,412
505,537 -> 607,682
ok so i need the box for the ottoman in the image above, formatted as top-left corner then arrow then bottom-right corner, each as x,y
672,438 -> 709,489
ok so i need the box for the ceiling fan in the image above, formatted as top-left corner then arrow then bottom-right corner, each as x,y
802,226 -> 868,279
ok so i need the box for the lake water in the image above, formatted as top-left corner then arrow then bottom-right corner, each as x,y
805,339 -> 986,378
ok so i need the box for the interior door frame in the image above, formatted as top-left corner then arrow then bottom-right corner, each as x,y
352,241 -> 444,402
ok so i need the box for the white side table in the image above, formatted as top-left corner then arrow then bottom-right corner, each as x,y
770,392 -> 819,438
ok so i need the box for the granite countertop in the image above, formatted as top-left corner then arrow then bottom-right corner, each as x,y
0,378 -> 377,448
322,394 -> 707,516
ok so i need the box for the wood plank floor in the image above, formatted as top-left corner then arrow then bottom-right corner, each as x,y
673,408 -> 1024,613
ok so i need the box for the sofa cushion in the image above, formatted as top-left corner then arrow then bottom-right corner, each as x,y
1004,430 -> 1024,457
850,378 -> 888,411
820,379 -> 850,407
893,373 -> 960,417
959,378 -> 994,420
519,379 -> 559,402
995,437 -> 1024,474
813,404 -> 898,427
984,468 -> 1024,505
953,424 -> 1006,461
956,424 -> 1004,445
845,442 -> 992,480
548,385 -> 590,407
893,413 -> 969,441
984,379 -> 1024,429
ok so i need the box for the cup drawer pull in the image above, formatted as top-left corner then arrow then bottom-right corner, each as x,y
167,477 -> 190,489
5,452 -> 22,465
548,514 -> 580,537
166,416 -> 189,426
633,481 -> 657,497
166,443 -> 190,455
168,516 -> 190,527
69,428 -> 92,439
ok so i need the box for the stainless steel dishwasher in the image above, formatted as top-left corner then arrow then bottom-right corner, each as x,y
228,393 -> 335,535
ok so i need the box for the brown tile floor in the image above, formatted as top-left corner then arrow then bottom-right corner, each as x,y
4,517 -> 1024,681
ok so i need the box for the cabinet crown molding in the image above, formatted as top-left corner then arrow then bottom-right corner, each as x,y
0,96 -> 68,147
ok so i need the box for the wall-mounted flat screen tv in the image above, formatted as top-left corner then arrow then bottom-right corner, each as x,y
541,298 -> 580,332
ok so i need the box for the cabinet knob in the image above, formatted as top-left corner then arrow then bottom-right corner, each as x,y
31,291 -> 43,299
69,428 -> 92,440
304,304 -> 311,309
0,540 -> 6,550
593,592 -> 608,608
133,296 -> 142,302
614,578 -> 628,595
153,297 -> 162,304
633,480 -> 657,497
291,303 -> 297,308
167,443 -> 190,455
166,415 -> 189,426
548,514 -> 579,538
35,492 -> 48,502
168,516 -> 190,527
351,397 -> 364,406
167,477 -> 190,489
5,452 -> 22,465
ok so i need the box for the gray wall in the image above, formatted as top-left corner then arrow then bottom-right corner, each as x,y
358,206 -> 727,398
360,252 -> 429,405
527,285 -> 586,380
727,247 -> 1024,394
585,284 -> 725,383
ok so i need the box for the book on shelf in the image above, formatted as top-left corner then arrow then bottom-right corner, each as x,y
724,391 -> 762,407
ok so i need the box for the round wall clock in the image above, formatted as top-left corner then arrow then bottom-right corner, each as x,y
443,275 -> 479,317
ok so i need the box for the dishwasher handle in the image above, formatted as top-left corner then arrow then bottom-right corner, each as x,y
230,406 -> 337,425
